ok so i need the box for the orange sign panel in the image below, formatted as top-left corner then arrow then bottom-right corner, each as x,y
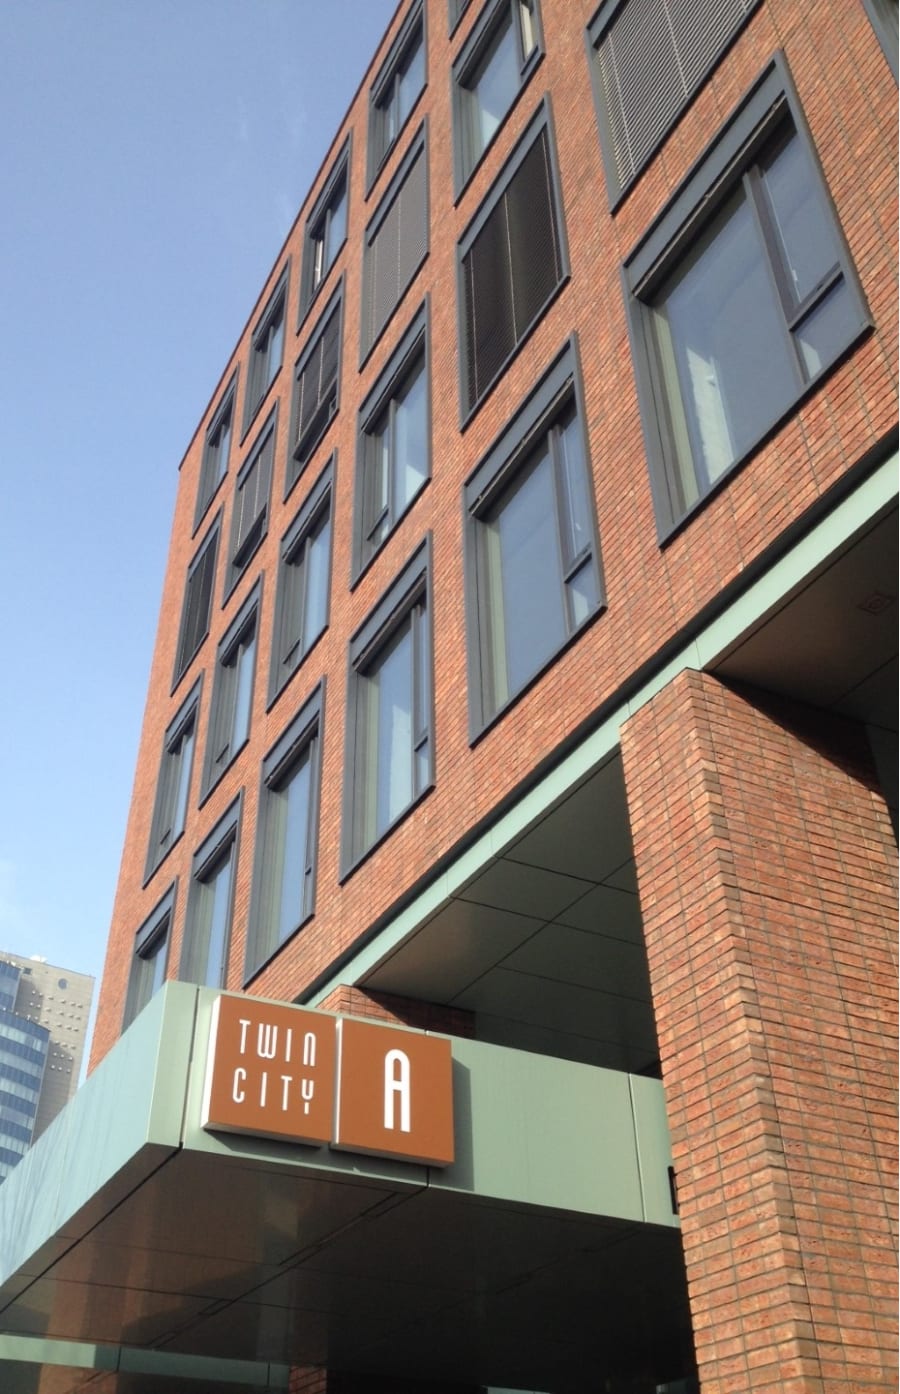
332,1017 -> 455,1166
202,994 -> 335,1144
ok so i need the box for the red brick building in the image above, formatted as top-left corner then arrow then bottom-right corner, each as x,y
0,2 -> 896,1391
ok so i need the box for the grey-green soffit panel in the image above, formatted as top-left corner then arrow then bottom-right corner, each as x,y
0,984 -> 675,1313
0,981 -> 198,1286
309,454 -> 898,1001
0,1333 -> 290,1389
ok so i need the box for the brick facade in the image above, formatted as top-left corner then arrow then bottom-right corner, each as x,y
621,671 -> 898,1392
85,1 -> 897,1389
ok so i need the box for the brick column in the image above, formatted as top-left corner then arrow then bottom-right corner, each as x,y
318,984 -> 475,1038
620,670 -> 897,1393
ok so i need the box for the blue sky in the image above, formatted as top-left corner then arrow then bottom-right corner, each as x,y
0,0 -> 397,1047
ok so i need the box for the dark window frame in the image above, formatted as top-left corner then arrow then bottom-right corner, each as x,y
226,408 -> 276,598
269,456 -> 335,705
342,535 -> 434,877
144,678 -> 202,883
452,0 -> 543,195
354,300 -> 430,581
288,279 -> 344,498
623,53 -> 872,541
367,0 -> 427,189
360,124 -> 429,366
245,681 -> 325,983
242,263 -> 289,437
195,371 -> 238,533
180,796 -> 242,989
300,139 -> 351,325
173,512 -> 221,691
862,0 -> 899,81
201,580 -> 261,802
457,97 -> 569,424
464,336 -> 604,738
586,0 -> 763,210
122,882 -> 176,1030
449,0 -> 474,35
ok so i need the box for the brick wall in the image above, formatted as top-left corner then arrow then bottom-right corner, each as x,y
93,0 -> 898,1065
621,670 -> 898,1392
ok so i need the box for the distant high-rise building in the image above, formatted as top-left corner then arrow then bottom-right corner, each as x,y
0,953 -> 93,1180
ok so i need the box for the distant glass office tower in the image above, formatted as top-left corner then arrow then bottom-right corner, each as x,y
0,954 -> 93,1181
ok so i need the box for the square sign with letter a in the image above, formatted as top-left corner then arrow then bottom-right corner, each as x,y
332,1016 -> 454,1166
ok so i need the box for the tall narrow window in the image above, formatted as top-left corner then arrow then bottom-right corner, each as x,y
290,286 -> 342,490
465,341 -> 603,732
356,305 -> 429,575
361,132 -> 428,361
181,801 -> 240,989
202,586 -> 259,799
228,412 -> 275,593
271,461 -> 333,701
174,515 -> 220,686
453,0 -> 540,188
588,0 -> 762,205
145,681 -> 201,879
302,144 -> 350,314
459,105 -> 565,417
123,886 -> 174,1029
195,375 -> 236,529
244,267 -> 288,431
368,1 -> 426,182
246,685 -> 324,979
624,59 -> 870,535
344,540 -> 433,870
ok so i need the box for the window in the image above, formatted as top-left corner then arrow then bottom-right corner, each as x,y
180,800 -> 240,989
587,0 -> 762,206
368,1 -> 426,183
123,885 -> 174,1029
449,0 -> 473,32
863,0 -> 899,80
465,340 -> 603,732
145,680 -> 201,880
344,539 -> 433,871
174,514 -> 220,687
453,0 -> 540,188
202,584 -> 259,799
459,103 -> 566,418
361,131 -> 428,362
246,684 -> 324,979
244,266 -> 288,432
271,460 -> 333,702
624,57 -> 871,537
301,143 -> 350,316
289,284 -> 342,492
228,411 -> 275,593
355,303 -> 429,576
195,375 -> 236,530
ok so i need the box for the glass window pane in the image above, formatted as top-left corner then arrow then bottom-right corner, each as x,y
302,512 -> 330,651
203,852 -> 233,988
762,134 -> 841,305
393,362 -> 427,515
469,16 -> 518,158
232,632 -> 256,751
172,724 -> 194,839
555,405 -> 592,564
369,623 -> 413,838
490,448 -> 566,700
398,37 -> 424,126
276,755 -> 312,946
566,556 -> 600,629
326,182 -> 347,264
268,312 -> 284,382
653,187 -> 797,495
794,279 -> 855,377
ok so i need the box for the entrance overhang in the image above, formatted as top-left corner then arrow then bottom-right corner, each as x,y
0,983 -> 689,1392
